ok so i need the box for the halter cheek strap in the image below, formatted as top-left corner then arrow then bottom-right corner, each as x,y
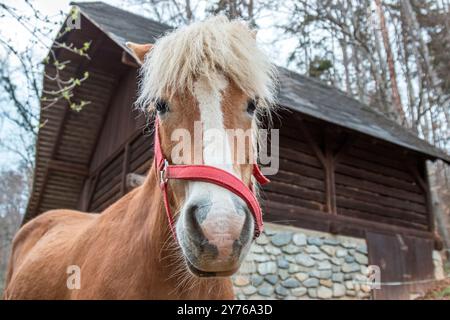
153,118 -> 269,239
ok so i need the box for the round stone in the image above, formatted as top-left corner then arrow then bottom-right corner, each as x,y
291,287 -> 307,297
281,278 -> 301,288
258,284 -> 274,297
341,241 -> 357,249
318,261 -> 332,270
271,232 -> 293,247
303,277 -> 319,288
321,245 -> 336,256
265,246 -> 282,255
317,286 -> 333,299
320,279 -> 333,288
345,280 -> 354,290
236,293 -> 246,300
239,261 -> 256,274
307,237 -> 324,246
279,269 -> 289,280
251,245 -> 265,254
265,275 -> 278,285
356,244 -> 368,254
310,253 -> 329,261
336,249 -> 348,258
253,254 -> 270,262
332,273 -> 344,283
344,274 -> 353,281
288,264 -> 308,274
277,257 -> 289,269
264,228 -> 276,236
347,290 -> 356,296
258,261 -> 277,275
354,252 -> 368,265
324,238 -> 340,246
243,286 -> 257,295
342,263 -> 360,273
308,288 -> 317,298
282,244 -> 302,254
285,255 -> 296,263
295,254 -> 315,267
234,276 -> 250,287
295,272 -> 309,282
331,257 -> 342,266
250,275 -> 264,287
305,245 -> 321,254
333,283 -> 346,297
293,233 -> 307,246
344,255 -> 355,263
332,266 -> 341,273
309,270 -> 332,279
275,285 -> 289,296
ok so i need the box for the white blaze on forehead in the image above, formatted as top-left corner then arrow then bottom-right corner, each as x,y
176,73 -> 251,247
193,74 -> 236,175
182,74 -> 244,228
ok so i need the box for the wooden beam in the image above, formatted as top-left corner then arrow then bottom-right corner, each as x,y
298,117 -> 326,166
324,133 -> 337,214
47,159 -> 89,176
406,159 -> 435,232
86,174 -> 99,212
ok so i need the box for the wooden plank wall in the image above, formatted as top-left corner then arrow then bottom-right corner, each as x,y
261,111 -> 432,238
335,139 -> 429,231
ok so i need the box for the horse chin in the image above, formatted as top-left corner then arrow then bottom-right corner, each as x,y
186,260 -> 239,278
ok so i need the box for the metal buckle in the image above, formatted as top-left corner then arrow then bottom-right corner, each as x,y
159,159 -> 169,185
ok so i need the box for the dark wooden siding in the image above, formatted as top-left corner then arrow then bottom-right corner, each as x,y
262,114 -> 327,229
335,139 -> 429,231
367,231 -> 434,299
89,68 -> 146,171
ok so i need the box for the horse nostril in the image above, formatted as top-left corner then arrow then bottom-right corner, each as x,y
185,203 -> 201,233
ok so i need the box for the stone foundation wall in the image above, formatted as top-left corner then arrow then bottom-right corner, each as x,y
232,223 -> 371,300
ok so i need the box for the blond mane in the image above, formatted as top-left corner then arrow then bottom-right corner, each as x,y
137,16 -> 277,112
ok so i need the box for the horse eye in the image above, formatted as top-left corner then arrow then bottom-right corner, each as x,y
247,99 -> 257,115
155,99 -> 169,114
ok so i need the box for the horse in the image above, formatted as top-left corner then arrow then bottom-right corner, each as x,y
4,16 -> 276,299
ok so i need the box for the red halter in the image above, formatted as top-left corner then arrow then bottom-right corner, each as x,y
153,118 -> 269,239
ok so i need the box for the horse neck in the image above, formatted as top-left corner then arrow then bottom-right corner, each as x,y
112,162 -> 234,299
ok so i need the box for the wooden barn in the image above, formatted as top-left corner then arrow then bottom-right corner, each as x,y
24,2 -> 450,299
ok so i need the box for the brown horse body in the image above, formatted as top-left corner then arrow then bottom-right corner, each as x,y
5,16 -> 276,300
4,167 -> 233,299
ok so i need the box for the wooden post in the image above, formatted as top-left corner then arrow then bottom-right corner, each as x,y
406,159 -> 435,233
324,132 -> 337,214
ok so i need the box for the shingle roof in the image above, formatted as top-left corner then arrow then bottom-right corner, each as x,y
72,1 -> 449,163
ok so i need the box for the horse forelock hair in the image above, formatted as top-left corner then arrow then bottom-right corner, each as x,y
136,15 -> 278,115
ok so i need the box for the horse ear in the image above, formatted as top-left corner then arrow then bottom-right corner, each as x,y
251,29 -> 258,39
126,42 -> 153,65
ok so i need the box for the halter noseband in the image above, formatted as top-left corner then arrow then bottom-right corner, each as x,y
153,118 -> 269,239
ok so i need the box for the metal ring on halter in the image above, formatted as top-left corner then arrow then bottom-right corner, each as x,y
159,159 -> 169,184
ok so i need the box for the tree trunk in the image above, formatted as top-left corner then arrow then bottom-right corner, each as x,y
375,0 -> 405,123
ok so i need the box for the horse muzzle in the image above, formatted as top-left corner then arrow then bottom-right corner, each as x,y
178,195 -> 254,277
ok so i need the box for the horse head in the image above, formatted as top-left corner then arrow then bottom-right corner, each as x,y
128,16 -> 276,277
